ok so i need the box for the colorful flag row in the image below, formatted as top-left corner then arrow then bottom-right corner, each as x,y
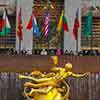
0,9 -> 79,41
58,8 -> 93,40
57,9 -> 80,40
0,8 -> 93,41
17,8 -> 93,41
26,11 -> 41,37
26,10 -> 50,37
26,9 -> 69,39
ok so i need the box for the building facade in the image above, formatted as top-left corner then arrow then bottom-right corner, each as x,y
0,0 -> 100,54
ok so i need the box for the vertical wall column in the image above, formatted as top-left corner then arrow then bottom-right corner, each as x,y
96,0 -> 100,4
16,0 -> 33,54
64,0 -> 81,53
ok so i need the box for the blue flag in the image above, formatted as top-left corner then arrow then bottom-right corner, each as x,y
32,13 -> 41,37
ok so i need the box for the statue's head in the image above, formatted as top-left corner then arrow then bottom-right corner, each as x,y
65,63 -> 72,70
51,56 -> 58,65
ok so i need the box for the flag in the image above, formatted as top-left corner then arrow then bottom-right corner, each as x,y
26,15 -> 32,30
73,8 -> 80,40
0,9 -> 11,36
57,10 -> 64,32
44,11 -> 49,36
83,10 -> 93,36
63,15 -> 69,32
17,8 -> 23,40
26,11 -> 41,37
57,10 -> 69,32
0,18 -> 2,32
32,13 -> 41,37
92,0 -> 96,5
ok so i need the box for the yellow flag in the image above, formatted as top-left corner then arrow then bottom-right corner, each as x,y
57,10 -> 64,32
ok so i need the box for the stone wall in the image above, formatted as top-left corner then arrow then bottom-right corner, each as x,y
64,0 -> 81,53
16,0 -> 33,54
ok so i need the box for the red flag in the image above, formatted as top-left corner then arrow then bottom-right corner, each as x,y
73,8 -> 79,40
63,16 -> 69,32
0,18 -> 2,32
0,16 -> 5,32
17,8 -> 23,40
26,15 -> 32,30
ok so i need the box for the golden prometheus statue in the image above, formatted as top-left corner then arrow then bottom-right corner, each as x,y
19,56 -> 89,100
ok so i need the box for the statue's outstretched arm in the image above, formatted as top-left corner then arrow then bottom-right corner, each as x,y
72,73 -> 87,78
19,75 -> 53,83
24,81 -> 57,88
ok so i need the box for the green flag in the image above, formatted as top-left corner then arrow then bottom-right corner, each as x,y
83,10 -> 93,36
0,10 -> 11,36
92,0 -> 96,5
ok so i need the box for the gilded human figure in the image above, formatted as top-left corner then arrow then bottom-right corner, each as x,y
19,56 -> 89,100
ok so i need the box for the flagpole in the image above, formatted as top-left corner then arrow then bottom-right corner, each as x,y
47,35 -> 49,49
46,9 -> 49,50
44,2 -> 54,52
90,35 -> 92,51
76,37 -> 78,54
47,8 -> 49,50
5,8 -> 7,49
17,8 -> 23,54
72,8 -> 80,55
19,39 -> 21,54
91,17 -> 93,51
90,30 -> 93,51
